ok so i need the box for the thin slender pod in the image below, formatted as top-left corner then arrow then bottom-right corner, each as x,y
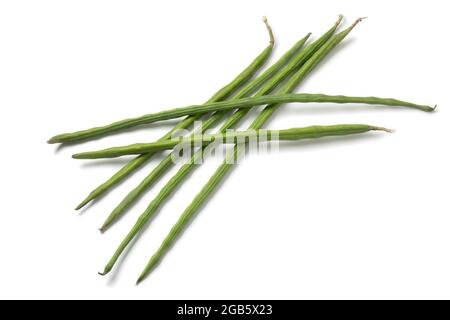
76,125 -> 392,156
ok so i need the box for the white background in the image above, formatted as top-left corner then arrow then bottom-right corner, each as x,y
0,0 -> 448,299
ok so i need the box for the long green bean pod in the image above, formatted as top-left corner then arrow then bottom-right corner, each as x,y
99,32 -> 313,230
80,125 -> 392,155
99,16 -> 345,275
73,20 -> 275,210
137,17 -> 374,284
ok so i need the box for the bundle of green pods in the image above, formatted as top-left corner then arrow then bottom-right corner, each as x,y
48,15 -> 435,284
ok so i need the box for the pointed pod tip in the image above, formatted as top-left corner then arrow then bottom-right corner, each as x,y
372,126 -> 395,133
99,219 -> 114,233
332,15 -> 344,29
75,194 -> 96,211
421,104 -> 436,112
98,265 -> 112,276
74,203 -> 85,211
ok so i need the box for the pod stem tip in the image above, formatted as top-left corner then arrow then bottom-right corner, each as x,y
349,16 -> 367,30
372,126 -> 395,133
262,16 -> 275,46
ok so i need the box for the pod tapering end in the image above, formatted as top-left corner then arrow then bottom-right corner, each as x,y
372,126 -> 395,133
